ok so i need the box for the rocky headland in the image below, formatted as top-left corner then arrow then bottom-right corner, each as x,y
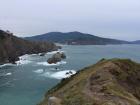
0,30 -> 59,64
39,58 -> 140,105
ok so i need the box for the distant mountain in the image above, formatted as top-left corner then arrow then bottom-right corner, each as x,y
25,32 -> 130,45
0,30 -> 59,64
131,40 -> 140,44
39,58 -> 140,105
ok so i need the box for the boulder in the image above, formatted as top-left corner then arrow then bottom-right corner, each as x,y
47,57 -> 61,64
47,52 -> 66,64
61,52 -> 66,59
39,53 -> 45,56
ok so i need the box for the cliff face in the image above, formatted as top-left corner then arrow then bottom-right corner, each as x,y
39,59 -> 140,105
0,30 -> 59,64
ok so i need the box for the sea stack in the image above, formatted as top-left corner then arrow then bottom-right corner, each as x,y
47,52 -> 66,64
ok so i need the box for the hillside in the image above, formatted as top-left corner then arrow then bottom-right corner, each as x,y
0,30 -> 59,64
25,32 -> 130,45
39,58 -> 140,105
131,40 -> 140,44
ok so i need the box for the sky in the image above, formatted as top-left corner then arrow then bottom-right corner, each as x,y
0,0 -> 140,41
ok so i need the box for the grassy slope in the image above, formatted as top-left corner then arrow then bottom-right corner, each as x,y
39,59 -> 140,105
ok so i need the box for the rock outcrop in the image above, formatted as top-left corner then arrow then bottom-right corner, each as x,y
39,59 -> 140,105
0,30 -> 59,64
47,52 -> 66,64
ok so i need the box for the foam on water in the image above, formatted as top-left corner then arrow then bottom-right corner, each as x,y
5,72 -> 12,76
0,72 -> 12,77
16,54 -> 32,65
51,70 -> 76,79
42,70 -> 76,79
47,50 -> 64,55
19,54 -> 30,59
16,60 -> 32,65
0,63 -> 14,68
34,69 -> 44,74
37,61 -> 67,66
30,54 -> 38,56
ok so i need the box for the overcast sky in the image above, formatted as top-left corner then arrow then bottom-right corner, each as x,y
0,0 -> 140,41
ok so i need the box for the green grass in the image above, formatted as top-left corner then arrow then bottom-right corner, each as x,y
39,58 -> 140,105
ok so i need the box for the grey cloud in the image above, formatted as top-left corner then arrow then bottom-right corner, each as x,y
0,0 -> 140,41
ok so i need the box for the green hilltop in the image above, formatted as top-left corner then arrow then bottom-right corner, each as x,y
39,58 -> 140,105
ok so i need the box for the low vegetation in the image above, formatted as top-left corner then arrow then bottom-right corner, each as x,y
38,58 -> 140,105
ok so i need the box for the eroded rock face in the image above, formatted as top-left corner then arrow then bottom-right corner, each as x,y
39,59 -> 140,105
47,52 -> 66,64
0,30 -> 59,64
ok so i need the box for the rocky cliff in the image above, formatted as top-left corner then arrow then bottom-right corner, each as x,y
0,30 -> 59,64
39,58 -> 140,105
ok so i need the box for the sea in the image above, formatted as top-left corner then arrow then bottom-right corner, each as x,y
0,44 -> 140,105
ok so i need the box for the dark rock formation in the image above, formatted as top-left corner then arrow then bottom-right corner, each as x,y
0,30 -> 59,64
47,52 -> 66,64
39,59 -> 140,105
39,53 -> 46,56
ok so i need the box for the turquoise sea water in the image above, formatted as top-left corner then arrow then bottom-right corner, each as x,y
0,45 -> 140,105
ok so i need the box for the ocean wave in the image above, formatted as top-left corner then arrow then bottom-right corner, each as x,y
0,81 -> 14,87
0,72 -> 12,77
34,69 -> 44,73
37,61 -> 67,66
5,72 -> 12,76
16,60 -> 32,65
47,50 -> 64,55
0,63 -> 15,68
19,54 -> 30,60
16,54 -> 32,65
30,54 -> 38,56
42,70 -> 76,79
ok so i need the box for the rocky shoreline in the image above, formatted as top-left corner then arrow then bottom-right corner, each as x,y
0,30 -> 60,65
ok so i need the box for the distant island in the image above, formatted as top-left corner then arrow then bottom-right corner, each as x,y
39,58 -> 140,105
131,40 -> 140,44
25,31 -> 133,45
0,30 -> 59,65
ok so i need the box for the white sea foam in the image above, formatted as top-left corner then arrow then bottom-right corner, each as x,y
19,54 -> 30,60
5,72 -> 12,76
37,61 -> 67,66
16,60 -> 32,65
47,50 -> 64,55
30,54 -> 38,56
16,54 -> 32,65
51,70 -> 76,79
0,63 -> 15,68
34,69 -> 44,73
42,70 -> 76,79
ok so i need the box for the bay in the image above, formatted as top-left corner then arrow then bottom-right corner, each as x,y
0,44 -> 140,105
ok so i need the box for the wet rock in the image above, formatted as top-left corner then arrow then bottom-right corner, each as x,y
47,52 -> 66,64
39,53 -> 46,56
